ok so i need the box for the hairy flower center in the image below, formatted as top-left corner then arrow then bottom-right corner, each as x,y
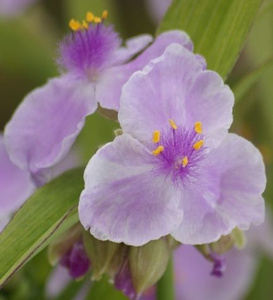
150,119 -> 205,184
58,10 -> 120,77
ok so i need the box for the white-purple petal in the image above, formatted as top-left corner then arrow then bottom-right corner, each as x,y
172,133 -> 265,244
98,30 -> 194,111
174,245 -> 256,300
119,43 -> 233,147
0,135 -> 34,218
0,0 -> 37,16
111,34 -> 153,65
79,134 -> 183,246
4,76 -> 96,181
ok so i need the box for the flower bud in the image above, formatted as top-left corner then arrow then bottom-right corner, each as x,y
129,238 -> 170,295
83,231 -> 123,281
210,227 -> 246,254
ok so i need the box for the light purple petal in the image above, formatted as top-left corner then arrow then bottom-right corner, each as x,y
174,245 -> 256,300
98,30 -> 193,111
46,266 -> 71,299
112,34 -> 153,65
119,43 -> 233,147
79,134 -> 183,246
246,210 -> 273,258
50,147 -> 82,179
0,0 -> 37,16
185,71 -> 234,148
172,133 -> 265,244
0,135 -> 34,216
4,76 -> 96,180
0,215 -> 10,232
145,0 -> 172,24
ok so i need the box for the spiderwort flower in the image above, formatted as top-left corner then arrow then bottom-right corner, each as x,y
79,43 -> 265,246
4,11 -> 195,184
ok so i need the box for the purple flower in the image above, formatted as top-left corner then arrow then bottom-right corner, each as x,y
0,134 -> 34,231
79,43 -> 265,246
59,240 -> 90,279
0,0 -> 37,17
114,257 -> 136,300
4,11 -> 194,184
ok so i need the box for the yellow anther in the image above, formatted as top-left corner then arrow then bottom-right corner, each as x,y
193,140 -> 204,150
86,12 -> 94,23
152,131 -> 161,143
69,19 -> 82,31
102,10 -> 108,19
152,146 -> 164,156
94,16 -> 102,23
169,119 -> 177,130
182,156 -> 188,167
82,20 -> 89,29
195,121 -> 202,134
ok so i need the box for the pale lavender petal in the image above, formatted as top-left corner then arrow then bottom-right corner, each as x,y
98,31 -> 193,111
112,34 -> 153,65
79,134 -> 183,246
247,210 -> 273,258
145,0 -> 172,24
119,43 -> 233,147
185,71 -> 234,148
46,266 -> 71,299
0,135 -> 34,216
4,76 -> 96,181
0,0 -> 36,16
50,147 -> 82,179
174,245 -> 256,300
172,133 -> 265,244
0,215 -> 10,232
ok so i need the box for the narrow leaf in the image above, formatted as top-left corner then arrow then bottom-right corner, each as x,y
0,167 -> 84,287
158,0 -> 262,79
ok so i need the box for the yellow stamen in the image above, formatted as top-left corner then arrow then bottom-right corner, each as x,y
195,121 -> 202,134
152,146 -> 164,156
169,119 -> 177,130
102,10 -> 108,20
152,131 -> 161,143
69,19 -> 82,31
82,20 -> 89,29
86,12 -> 94,23
193,140 -> 204,150
94,16 -> 102,23
182,156 -> 188,167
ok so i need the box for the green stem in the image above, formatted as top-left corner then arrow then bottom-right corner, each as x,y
156,256 -> 175,300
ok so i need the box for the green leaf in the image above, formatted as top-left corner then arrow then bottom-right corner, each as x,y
232,56 -> 273,102
0,167 -> 84,287
158,0 -> 262,79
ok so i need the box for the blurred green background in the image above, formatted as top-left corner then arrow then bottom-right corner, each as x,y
1,0 -> 273,299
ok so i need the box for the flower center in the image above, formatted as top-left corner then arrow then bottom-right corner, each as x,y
150,119 -> 205,185
58,10 -> 121,78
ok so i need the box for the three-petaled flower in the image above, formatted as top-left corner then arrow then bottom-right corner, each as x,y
79,44 -> 266,246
